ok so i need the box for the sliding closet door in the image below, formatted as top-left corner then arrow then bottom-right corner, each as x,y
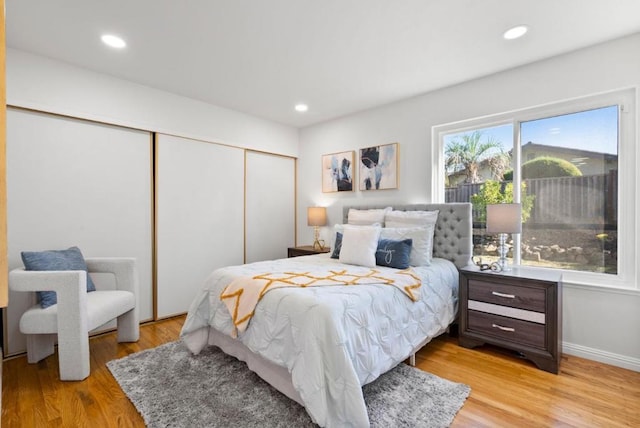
245,151 -> 295,263
156,134 -> 244,318
5,108 -> 153,355
0,1 -> 6,309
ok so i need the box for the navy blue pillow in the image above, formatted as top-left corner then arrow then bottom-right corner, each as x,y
21,246 -> 96,309
375,238 -> 413,269
331,232 -> 343,259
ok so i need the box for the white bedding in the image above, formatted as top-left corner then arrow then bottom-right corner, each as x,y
180,253 -> 459,427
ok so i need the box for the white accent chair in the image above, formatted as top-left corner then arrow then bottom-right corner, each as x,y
9,258 -> 139,381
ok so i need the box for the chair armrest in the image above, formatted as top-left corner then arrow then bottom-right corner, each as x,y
85,258 -> 139,295
9,268 -> 88,316
9,268 -> 87,293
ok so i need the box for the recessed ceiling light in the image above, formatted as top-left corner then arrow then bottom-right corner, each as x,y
101,34 -> 126,49
503,25 -> 528,40
295,104 -> 308,112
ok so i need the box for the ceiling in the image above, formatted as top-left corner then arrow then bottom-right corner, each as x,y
6,1 -> 640,128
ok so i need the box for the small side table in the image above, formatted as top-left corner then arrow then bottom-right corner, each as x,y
458,265 -> 562,374
287,245 -> 330,258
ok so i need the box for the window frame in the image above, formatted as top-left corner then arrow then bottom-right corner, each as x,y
432,88 -> 637,290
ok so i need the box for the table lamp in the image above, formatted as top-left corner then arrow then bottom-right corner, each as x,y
307,207 -> 327,250
486,203 -> 522,272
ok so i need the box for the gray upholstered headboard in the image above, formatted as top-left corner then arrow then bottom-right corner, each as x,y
342,203 -> 473,269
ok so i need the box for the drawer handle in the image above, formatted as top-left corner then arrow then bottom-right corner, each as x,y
492,291 -> 516,299
492,323 -> 515,332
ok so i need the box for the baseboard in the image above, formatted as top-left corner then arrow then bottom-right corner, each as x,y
563,341 -> 640,372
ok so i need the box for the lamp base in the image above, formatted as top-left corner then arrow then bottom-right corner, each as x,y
312,227 -> 325,251
496,233 -> 512,272
312,239 -> 325,251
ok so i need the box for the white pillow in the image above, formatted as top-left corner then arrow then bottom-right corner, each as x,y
347,207 -> 391,225
331,223 -> 381,251
384,210 -> 439,228
381,225 -> 435,266
339,225 -> 381,267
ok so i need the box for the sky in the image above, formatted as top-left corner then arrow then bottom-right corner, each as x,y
445,105 -> 618,156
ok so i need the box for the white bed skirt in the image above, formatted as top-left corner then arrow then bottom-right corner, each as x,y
192,324 -> 443,411
203,326 -> 306,405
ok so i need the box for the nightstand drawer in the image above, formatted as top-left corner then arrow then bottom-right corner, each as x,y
467,310 -> 545,349
468,279 -> 546,312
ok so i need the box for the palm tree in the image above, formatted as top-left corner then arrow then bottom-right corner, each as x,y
445,131 -> 507,183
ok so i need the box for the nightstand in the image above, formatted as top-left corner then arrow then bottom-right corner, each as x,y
458,265 -> 562,374
287,245 -> 331,258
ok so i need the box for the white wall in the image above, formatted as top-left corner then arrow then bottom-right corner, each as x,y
298,33 -> 640,371
6,49 -> 299,157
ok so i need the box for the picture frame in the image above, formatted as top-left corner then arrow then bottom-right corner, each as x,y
322,150 -> 355,192
359,143 -> 399,190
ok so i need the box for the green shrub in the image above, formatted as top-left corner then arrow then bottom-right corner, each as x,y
501,157 -> 581,181
471,180 -> 534,223
521,156 -> 582,179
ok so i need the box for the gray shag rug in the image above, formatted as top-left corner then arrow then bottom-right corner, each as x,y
107,341 -> 470,427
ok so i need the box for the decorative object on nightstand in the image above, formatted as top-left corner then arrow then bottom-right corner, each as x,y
486,203 -> 521,272
458,266 -> 562,373
307,206 -> 327,251
287,245 -> 331,258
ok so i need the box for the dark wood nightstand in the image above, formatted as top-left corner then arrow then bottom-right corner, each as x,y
287,245 -> 331,258
458,265 -> 562,374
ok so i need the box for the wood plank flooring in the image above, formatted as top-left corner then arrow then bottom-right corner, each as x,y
2,316 -> 639,427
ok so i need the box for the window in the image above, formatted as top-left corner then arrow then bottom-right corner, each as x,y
519,106 -> 618,274
433,89 -> 636,288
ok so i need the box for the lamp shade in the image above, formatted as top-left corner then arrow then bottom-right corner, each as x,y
307,207 -> 327,227
486,203 -> 522,234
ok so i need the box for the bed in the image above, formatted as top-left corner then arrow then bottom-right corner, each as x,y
180,203 -> 472,427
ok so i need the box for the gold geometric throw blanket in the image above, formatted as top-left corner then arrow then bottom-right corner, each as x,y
220,268 -> 421,337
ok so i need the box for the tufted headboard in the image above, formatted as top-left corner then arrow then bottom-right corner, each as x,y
342,203 -> 473,269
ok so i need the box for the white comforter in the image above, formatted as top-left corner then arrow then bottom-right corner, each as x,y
180,254 -> 458,427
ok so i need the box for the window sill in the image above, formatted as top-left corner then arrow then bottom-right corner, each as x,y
560,278 -> 639,296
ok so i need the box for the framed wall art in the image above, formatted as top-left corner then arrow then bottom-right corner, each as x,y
359,143 -> 398,190
322,150 -> 354,192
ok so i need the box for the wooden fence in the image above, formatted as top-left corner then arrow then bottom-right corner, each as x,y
445,170 -> 618,228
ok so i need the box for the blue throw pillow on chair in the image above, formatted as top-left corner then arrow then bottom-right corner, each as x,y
375,238 -> 413,269
21,246 -> 96,308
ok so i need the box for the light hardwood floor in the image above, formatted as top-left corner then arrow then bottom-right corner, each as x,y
2,316 -> 639,427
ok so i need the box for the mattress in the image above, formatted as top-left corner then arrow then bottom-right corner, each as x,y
180,253 -> 459,427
